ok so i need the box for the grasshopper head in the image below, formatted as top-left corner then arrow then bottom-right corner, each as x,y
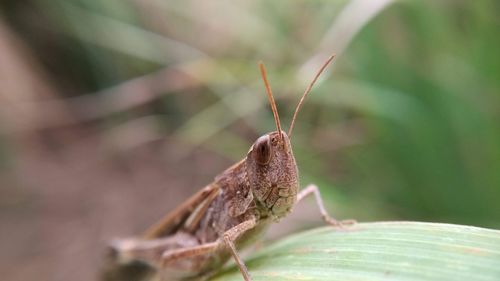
250,55 -> 335,220
246,130 -> 298,220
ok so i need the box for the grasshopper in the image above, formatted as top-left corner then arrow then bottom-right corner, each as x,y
101,55 -> 355,281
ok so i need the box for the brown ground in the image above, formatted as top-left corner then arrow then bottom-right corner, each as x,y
0,129 -> 233,281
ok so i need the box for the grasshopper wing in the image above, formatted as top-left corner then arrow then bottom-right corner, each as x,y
143,183 -> 220,239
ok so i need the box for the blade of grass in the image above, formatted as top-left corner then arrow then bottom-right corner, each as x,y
210,222 -> 500,281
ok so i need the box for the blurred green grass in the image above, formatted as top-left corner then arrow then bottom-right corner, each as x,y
1,0 -> 499,230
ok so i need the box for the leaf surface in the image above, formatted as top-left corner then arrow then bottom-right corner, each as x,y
210,222 -> 500,281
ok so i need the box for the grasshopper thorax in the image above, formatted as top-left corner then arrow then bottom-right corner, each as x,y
246,130 -> 299,220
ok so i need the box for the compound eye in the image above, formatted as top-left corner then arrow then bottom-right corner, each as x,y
253,135 -> 272,165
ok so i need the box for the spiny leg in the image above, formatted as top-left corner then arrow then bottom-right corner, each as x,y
297,184 -> 356,227
161,217 -> 257,281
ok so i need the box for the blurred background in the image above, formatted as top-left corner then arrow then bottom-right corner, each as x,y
0,0 -> 499,280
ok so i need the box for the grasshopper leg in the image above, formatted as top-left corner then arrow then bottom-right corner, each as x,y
161,217 -> 257,281
222,218 -> 256,281
110,232 -> 199,267
297,184 -> 356,227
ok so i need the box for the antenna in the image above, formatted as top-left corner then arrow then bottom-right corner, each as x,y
288,54 -> 336,138
258,61 -> 283,142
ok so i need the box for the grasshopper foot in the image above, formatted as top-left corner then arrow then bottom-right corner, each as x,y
323,216 -> 357,228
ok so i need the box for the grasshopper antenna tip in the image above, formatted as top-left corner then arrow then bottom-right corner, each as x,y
259,61 -> 283,143
288,54 -> 336,138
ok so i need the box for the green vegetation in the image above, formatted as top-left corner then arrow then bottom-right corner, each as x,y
13,0 -> 493,227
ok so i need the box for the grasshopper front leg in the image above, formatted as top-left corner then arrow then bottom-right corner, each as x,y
297,184 -> 356,227
161,217 -> 257,281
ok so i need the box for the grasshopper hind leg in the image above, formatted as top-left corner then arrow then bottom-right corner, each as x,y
107,218 -> 257,281
110,232 -> 199,267
107,233 -> 224,280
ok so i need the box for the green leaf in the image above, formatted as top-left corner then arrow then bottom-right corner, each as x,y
210,222 -> 500,281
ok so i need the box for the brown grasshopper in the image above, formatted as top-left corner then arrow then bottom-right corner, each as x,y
101,55 -> 355,281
